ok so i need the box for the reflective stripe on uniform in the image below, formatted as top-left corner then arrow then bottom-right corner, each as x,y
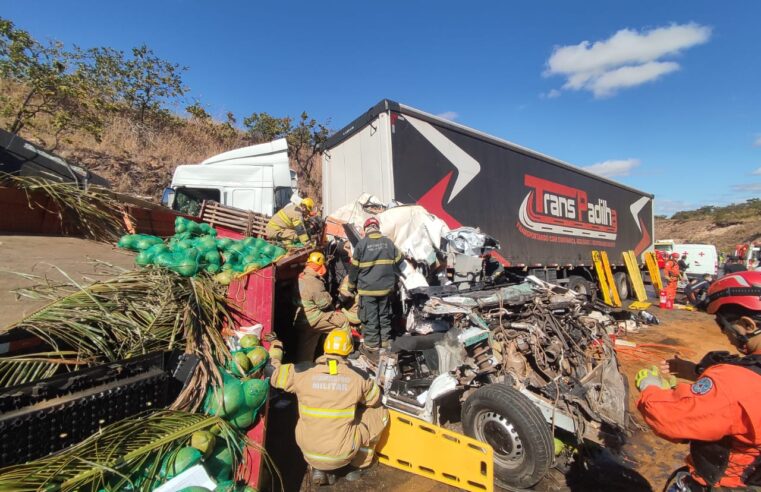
364,384 -> 379,402
277,209 -> 294,227
299,404 -> 356,419
302,448 -> 356,464
350,258 -> 399,268
275,363 -> 291,389
358,288 -> 392,296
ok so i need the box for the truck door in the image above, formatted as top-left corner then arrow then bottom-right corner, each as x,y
230,187 -> 273,215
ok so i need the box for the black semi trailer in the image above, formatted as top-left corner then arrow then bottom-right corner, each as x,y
323,99 -> 654,295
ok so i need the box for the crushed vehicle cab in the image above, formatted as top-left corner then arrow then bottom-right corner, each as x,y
327,197 -> 629,489
377,278 -> 629,489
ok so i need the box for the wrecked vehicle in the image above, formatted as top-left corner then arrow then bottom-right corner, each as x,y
375,278 -> 629,489
326,195 -> 629,489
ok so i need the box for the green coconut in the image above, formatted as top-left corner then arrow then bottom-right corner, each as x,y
227,351 -> 251,377
134,235 -> 163,251
117,234 -> 138,250
175,216 -> 189,234
179,487 -> 212,492
205,263 -> 221,274
215,237 -> 233,250
200,223 -> 217,236
260,244 -> 276,257
205,444 -> 234,482
160,446 -> 202,479
229,409 -> 255,430
190,430 -> 216,457
204,250 -> 222,265
135,251 -> 154,266
195,236 -> 218,252
242,378 -> 269,410
154,251 -> 176,268
221,262 -> 234,272
207,380 -> 246,417
245,346 -> 269,372
239,335 -> 260,349
213,481 -> 235,492
172,258 -> 199,277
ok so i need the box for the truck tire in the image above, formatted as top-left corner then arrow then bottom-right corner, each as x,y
567,275 -> 592,296
461,384 -> 554,489
613,271 -> 630,300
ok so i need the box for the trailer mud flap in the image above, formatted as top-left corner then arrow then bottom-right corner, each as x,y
376,410 -> 493,492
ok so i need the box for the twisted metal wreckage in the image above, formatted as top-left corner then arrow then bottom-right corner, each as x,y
329,195 -> 633,488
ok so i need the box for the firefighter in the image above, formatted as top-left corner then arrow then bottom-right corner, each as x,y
663,252 -> 681,306
635,271 -> 761,491
678,253 -> 690,282
338,275 -> 361,326
270,329 -> 389,485
347,217 -> 403,361
265,197 -> 315,246
294,251 -> 351,362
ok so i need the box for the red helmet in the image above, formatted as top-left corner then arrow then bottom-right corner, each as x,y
670,252 -> 680,259
363,217 -> 380,230
706,271 -> 761,315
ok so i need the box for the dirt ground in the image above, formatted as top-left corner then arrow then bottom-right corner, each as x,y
268,306 -> 732,492
0,235 -> 136,327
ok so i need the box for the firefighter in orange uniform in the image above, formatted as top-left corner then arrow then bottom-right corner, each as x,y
635,271 -> 761,491
270,329 -> 389,486
663,252 -> 681,306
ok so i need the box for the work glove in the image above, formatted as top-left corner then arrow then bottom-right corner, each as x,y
635,365 -> 676,391
264,333 -> 284,361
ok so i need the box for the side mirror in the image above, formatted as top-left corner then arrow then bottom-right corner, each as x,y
161,187 -> 175,208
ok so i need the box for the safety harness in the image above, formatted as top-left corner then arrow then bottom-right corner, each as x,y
689,352 -> 761,488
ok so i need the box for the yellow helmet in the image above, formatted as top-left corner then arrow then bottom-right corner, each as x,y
323,328 -> 353,356
307,251 -> 325,266
301,197 -> 314,212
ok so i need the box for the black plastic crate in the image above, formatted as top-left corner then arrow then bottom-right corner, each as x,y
0,351 -> 198,466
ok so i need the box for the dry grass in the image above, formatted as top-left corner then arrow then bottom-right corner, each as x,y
656,216 -> 761,253
1,80 -> 323,204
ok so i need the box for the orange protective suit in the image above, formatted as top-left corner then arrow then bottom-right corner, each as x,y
637,351 -> 761,488
663,259 -> 680,302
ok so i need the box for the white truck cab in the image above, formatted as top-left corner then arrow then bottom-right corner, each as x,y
162,138 -> 296,216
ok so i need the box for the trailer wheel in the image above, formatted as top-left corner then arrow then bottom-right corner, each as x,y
568,275 -> 592,296
613,271 -> 630,300
462,384 -> 554,489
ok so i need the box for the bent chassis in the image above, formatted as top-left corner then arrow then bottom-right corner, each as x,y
375,278 -> 629,487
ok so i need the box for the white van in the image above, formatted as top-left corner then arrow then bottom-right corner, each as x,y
674,243 -> 718,278
162,138 -> 297,216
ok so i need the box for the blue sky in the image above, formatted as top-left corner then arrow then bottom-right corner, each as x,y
3,1 -> 760,215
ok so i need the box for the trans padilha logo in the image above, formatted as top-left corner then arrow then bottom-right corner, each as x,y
518,175 -> 618,245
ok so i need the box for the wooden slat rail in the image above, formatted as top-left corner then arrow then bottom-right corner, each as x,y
199,201 -> 270,238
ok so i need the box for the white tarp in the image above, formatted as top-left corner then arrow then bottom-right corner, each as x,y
327,193 -> 450,266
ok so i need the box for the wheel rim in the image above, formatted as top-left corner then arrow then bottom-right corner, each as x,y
572,281 -> 588,295
473,410 -> 525,469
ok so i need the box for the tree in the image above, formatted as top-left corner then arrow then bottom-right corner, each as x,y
185,100 -> 210,121
242,112 -> 292,142
0,17 -> 102,144
119,44 -> 187,124
242,111 -> 330,196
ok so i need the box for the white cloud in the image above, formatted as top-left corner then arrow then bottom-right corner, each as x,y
732,183 -> 761,193
436,111 -> 458,121
545,23 -> 711,98
545,89 -> 561,99
582,158 -> 640,178
752,167 -> 761,176
754,135 -> 761,147
654,199 -> 695,217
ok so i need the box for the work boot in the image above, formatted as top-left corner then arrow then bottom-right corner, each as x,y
359,344 -> 380,364
311,468 -> 337,486
344,466 -> 363,482
380,339 -> 392,350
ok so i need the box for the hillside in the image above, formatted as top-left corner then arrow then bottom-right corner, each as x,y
655,199 -> 761,253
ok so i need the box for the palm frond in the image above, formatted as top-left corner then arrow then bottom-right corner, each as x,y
0,411 -> 244,492
1,172 -> 129,242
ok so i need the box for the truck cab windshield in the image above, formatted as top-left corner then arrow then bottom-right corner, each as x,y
173,187 -> 220,216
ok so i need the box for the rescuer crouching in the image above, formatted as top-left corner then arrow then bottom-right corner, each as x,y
269,329 -> 389,486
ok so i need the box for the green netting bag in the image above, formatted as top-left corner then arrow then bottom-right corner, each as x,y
133,234 -> 163,251
117,234 -> 140,250
216,237 -> 234,250
194,236 -> 218,253
175,216 -> 190,234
